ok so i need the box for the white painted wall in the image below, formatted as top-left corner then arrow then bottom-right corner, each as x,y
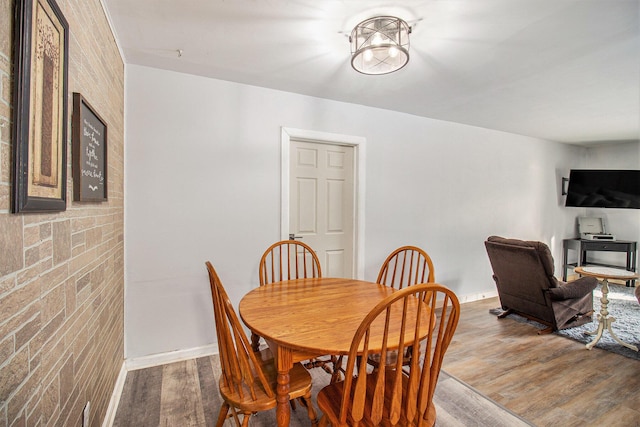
573,141 -> 640,265
124,64 -> 635,359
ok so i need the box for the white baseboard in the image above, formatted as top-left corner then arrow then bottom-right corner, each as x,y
125,344 -> 219,371
458,289 -> 498,304
102,362 -> 127,427
431,289 -> 497,309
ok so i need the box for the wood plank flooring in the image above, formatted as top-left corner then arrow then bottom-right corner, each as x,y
113,354 -> 531,427
113,358 -> 220,427
113,293 -> 639,426
441,295 -> 640,427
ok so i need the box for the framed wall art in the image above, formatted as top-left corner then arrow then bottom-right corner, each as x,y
72,93 -> 108,202
12,0 -> 69,213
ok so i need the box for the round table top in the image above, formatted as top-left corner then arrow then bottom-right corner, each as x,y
239,277 -> 429,356
574,266 -> 639,280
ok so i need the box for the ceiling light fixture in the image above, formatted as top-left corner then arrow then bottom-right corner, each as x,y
349,16 -> 411,75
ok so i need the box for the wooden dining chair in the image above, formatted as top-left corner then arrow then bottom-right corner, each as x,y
258,240 -> 322,285
376,245 -> 435,289
365,245 -> 436,371
317,283 -> 460,427
254,240 -> 337,375
205,261 -> 318,427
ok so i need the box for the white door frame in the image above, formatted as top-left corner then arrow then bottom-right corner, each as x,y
281,127 -> 366,279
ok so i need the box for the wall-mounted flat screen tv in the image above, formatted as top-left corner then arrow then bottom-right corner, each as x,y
565,169 -> 640,209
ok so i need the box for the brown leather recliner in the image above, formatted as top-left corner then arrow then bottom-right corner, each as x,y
485,236 -> 597,333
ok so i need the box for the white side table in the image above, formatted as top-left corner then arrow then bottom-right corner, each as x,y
575,266 -> 639,351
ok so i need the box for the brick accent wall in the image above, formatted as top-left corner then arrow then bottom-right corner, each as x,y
0,0 -> 124,425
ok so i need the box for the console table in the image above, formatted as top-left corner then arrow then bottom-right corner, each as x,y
562,239 -> 637,287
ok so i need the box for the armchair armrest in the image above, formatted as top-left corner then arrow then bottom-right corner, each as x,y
547,276 -> 597,301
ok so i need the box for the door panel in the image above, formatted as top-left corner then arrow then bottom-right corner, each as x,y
325,250 -> 346,279
327,179 -> 344,232
296,178 -> 317,233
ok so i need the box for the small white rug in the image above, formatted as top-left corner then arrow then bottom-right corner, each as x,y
555,283 -> 640,360
490,284 -> 640,360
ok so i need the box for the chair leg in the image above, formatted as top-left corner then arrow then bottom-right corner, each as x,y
232,410 -> 243,427
216,402 -> 230,427
301,392 -> 319,426
250,332 -> 261,352
318,414 -> 329,427
330,356 -> 344,383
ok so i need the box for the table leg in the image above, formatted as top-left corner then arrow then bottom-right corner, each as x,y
585,279 -> 639,351
275,348 -> 293,427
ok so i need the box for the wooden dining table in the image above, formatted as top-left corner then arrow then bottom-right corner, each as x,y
239,277 -> 430,427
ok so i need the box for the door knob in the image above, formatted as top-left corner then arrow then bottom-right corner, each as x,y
289,234 -> 303,240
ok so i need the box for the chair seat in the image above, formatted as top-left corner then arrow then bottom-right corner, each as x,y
219,348 -> 313,412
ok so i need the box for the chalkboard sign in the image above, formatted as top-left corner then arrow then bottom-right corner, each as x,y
72,93 -> 107,201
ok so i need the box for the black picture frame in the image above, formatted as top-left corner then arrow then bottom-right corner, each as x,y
12,0 -> 69,213
72,93 -> 108,202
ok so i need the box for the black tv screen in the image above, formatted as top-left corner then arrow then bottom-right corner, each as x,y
565,170 -> 640,209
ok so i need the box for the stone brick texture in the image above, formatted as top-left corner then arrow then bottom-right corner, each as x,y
0,0 -> 125,425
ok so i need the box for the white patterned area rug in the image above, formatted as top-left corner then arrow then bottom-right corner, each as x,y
490,283 -> 640,361
555,283 -> 639,360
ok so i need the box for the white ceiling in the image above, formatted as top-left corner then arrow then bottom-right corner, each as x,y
102,0 -> 640,145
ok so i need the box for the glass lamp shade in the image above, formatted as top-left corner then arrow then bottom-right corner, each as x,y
350,16 -> 411,75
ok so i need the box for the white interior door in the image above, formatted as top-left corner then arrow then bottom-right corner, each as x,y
289,140 -> 355,278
